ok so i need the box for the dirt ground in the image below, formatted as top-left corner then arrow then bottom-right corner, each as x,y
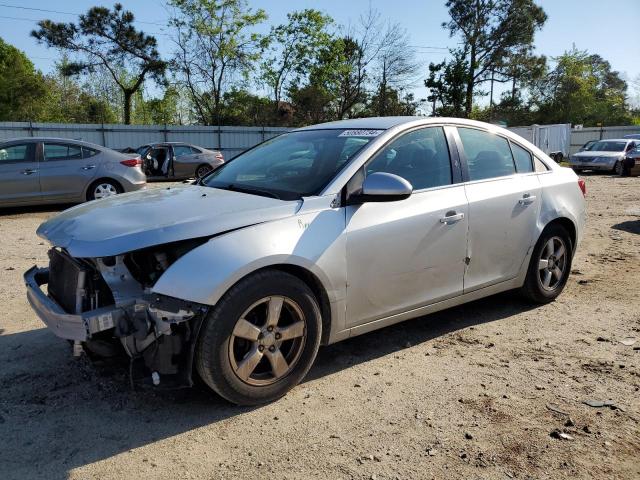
0,175 -> 638,480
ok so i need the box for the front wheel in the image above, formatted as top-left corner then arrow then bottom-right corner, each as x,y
613,161 -> 622,175
196,270 -> 322,405
520,224 -> 573,303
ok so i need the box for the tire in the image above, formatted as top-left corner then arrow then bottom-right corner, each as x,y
87,179 -> 122,201
196,269 -> 322,405
196,164 -> 212,178
613,161 -> 621,175
520,224 -> 573,304
616,160 -> 631,177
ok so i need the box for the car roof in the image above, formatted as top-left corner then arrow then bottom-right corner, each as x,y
294,116 -> 517,132
1,137 -> 104,147
594,138 -> 633,142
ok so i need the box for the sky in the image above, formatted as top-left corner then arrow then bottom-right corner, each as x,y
1,0 -> 639,106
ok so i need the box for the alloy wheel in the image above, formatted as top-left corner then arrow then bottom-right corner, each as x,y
197,165 -> 212,178
537,236 -> 568,291
228,296 -> 307,386
93,183 -> 118,199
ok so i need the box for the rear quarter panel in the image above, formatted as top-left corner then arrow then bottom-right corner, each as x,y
536,167 -> 586,250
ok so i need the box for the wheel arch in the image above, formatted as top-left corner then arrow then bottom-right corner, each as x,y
540,216 -> 577,254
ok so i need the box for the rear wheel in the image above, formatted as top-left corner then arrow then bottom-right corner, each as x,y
196,164 -> 213,178
87,179 -> 122,201
196,270 -> 322,405
520,224 -> 572,303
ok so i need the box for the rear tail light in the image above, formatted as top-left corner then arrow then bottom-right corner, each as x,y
120,158 -> 143,167
215,153 -> 224,161
578,179 -> 586,197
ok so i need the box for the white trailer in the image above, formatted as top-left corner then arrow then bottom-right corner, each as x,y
509,123 -> 571,161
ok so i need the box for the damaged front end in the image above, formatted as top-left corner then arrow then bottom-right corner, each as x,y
25,240 -> 210,388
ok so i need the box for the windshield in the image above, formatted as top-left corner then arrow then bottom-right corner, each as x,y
591,141 -> 627,152
202,129 -> 381,200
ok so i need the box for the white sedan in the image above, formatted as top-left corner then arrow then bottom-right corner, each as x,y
26,117 -> 586,405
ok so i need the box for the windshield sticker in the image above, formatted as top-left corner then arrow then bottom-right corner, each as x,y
339,129 -> 384,137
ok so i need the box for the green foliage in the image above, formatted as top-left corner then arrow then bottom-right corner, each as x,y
170,0 -> 267,125
31,3 -> 166,124
425,49 -> 468,117
532,48 -> 631,126
261,9 -> 335,107
0,38 -> 47,121
443,0 -> 547,116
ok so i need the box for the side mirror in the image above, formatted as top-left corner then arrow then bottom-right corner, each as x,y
351,172 -> 413,203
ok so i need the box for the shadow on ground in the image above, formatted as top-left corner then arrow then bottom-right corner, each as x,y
612,219 -> 640,235
0,292 -> 537,479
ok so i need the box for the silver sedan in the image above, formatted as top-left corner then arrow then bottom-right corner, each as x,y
25,117 -> 586,405
569,138 -> 638,173
0,137 -> 146,207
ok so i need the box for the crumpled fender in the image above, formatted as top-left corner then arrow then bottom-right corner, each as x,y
151,204 -> 347,309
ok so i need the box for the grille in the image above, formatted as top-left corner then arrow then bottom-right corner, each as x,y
48,249 -> 87,314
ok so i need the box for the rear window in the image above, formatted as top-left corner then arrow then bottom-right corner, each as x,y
82,147 -> 99,159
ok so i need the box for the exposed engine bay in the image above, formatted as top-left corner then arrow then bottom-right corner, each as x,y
45,240 -> 210,388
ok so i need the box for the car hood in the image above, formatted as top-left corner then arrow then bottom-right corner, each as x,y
37,185 -> 301,258
573,151 -> 622,158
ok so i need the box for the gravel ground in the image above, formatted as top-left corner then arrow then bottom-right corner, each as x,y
0,175 -> 638,480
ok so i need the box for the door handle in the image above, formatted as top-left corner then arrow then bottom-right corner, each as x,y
518,193 -> 537,205
440,212 -> 465,224
82,165 -> 96,170
22,169 -> 37,175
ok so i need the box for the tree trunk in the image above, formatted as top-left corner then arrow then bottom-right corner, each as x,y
123,90 -> 133,125
465,43 -> 476,118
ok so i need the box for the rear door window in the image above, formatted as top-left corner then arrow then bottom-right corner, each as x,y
173,145 -> 193,157
43,143 -> 84,160
458,127 -> 516,181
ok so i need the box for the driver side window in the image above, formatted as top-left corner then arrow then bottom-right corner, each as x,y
365,127 -> 453,190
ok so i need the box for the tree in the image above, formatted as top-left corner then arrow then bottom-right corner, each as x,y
171,0 -> 266,125
443,0 -> 547,116
37,56 -> 117,123
31,3 -> 166,124
425,49 -> 468,117
261,9 -> 334,110
219,88 -> 275,125
132,86 -> 181,125
371,24 -> 418,116
367,88 -> 421,117
532,48 -> 631,126
0,37 -> 48,121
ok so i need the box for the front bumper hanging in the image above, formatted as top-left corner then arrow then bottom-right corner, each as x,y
25,266 -> 127,342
